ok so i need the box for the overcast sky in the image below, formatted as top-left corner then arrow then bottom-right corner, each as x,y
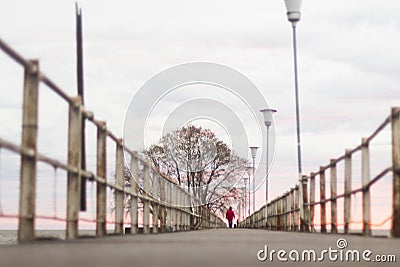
0,0 -> 399,226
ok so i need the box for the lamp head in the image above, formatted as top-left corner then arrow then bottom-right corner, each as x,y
249,146 -> 259,159
260,109 -> 277,127
284,0 -> 303,24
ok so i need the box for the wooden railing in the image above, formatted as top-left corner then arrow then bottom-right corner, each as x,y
0,38 -> 225,242
240,107 -> 400,237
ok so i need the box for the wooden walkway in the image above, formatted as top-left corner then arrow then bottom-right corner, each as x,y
1,229 -> 399,267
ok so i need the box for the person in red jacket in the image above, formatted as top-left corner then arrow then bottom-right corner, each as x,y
226,207 -> 235,228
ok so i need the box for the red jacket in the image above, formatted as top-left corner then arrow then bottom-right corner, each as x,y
226,209 -> 235,221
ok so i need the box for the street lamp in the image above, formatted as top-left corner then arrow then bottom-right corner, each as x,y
245,165 -> 252,216
284,0 -> 303,178
284,0 -> 305,230
249,147 -> 258,213
260,109 -> 277,203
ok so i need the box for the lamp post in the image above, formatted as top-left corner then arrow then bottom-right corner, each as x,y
249,147 -> 258,213
245,166 -> 252,216
284,0 -> 303,179
284,0 -> 305,230
260,109 -> 277,203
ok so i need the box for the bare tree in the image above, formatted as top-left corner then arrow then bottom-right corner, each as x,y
145,125 -> 247,214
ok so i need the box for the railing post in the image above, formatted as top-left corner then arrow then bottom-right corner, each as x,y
285,194 -> 289,231
273,201 -> 276,230
267,203 -> 271,230
279,198 -> 282,230
172,186 -> 178,231
182,192 -> 186,230
319,167 -> 327,233
180,190 -> 185,230
166,182 -> 171,231
152,170 -> 159,234
177,187 -> 181,231
115,139 -> 124,235
310,173 -> 315,232
392,107 -> 400,238
344,149 -> 352,234
159,178 -> 166,233
249,208 -> 253,228
66,96 -> 82,240
362,138 -> 371,236
290,188 -> 295,231
298,175 -> 304,232
186,193 -> 190,230
143,163 -> 150,234
287,194 -> 291,231
301,176 -> 309,232
294,186 -> 299,231
330,159 -> 338,234
96,121 -> 107,237
276,199 -> 281,230
130,152 -> 139,234
264,203 -> 268,229
18,60 -> 39,242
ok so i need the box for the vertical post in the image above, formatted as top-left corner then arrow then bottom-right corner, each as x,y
166,181 -> 171,232
361,138 -> 371,236
281,197 -> 285,230
264,203 -> 268,229
392,107 -> 400,237
211,212 -> 215,229
143,163 -> 150,234
290,188 -> 295,231
294,187 -> 299,231
175,186 -> 181,231
171,186 -> 177,231
183,192 -> 187,230
301,176 -> 309,232
130,152 -> 139,234
96,121 -> 107,237
76,4 -> 87,212
181,191 -> 185,230
18,60 -> 39,242
152,171 -> 159,234
276,200 -> 280,230
287,195 -> 290,231
285,198 -> 288,231
115,139 -> 124,234
292,23 -> 303,211
66,96 -> 82,240
187,193 -> 191,230
279,198 -> 283,230
320,167 -> 327,233
276,199 -> 281,230
274,201 -> 278,230
344,149 -> 352,234
159,178 -> 166,233
284,194 -> 289,231
310,173 -> 315,232
330,159 -> 338,234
